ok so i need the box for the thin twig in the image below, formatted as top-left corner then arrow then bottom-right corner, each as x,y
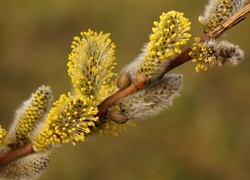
97,77 -> 147,117
208,3 -> 250,40
99,3 -> 250,112
158,3 -> 250,78
0,143 -> 33,167
0,3 -> 250,169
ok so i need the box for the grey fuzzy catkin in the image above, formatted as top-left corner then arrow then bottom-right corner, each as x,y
0,152 -> 50,180
117,74 -> 182,120
199,0 -> 248,32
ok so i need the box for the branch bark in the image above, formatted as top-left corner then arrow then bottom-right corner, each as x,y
0,143 -> 33,167
97,76 -> 147,117
1,2 -> 250,170
157,3 -> 250,78
98,3 -> 250,112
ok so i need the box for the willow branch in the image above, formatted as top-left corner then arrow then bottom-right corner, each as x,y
1,3 -> 250,170
158,3 -> 250,78
98,3 -> 250,114
0,143 -> 33,167
207,3 -> 250,40
97,76 -> 147,117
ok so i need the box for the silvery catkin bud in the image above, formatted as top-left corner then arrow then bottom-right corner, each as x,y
190,38 -> 244,72
199,0 -> 248,32
117,74 -> 182,120
0,152 -> 50,180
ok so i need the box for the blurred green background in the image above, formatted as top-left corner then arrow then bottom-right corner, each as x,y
1,0 -> 250,179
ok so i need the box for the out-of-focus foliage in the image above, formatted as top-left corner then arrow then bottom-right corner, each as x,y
1,0 -> 250,179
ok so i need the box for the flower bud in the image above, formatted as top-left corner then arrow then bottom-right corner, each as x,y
116,72 -> 131,90
108,105 -> 128,124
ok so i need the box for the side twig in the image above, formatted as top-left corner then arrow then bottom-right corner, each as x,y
0,3 -> 250,169
100,3 -> 250,110
0,143 -> 33,167
97,75 -> 147,117
158,3 -> 250,78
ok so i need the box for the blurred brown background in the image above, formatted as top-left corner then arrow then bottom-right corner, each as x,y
1,0 -> 250,179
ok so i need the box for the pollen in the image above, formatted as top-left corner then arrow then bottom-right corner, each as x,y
190,37 -> 244,72
0,125 -> 6,146
32,93 -> 99,152
68,29 -> 117,103
138,11 -> 191,79
199,0 -> 248,32
6,85 -> 53,148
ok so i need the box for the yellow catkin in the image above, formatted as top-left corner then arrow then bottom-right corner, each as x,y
32,93 -> 98,152
0,125 -> 6,146
7,86 -> 53,148
68,29 -> 117,103
138,11 -> 191,79
190,37 -> 244,72
199,0 -> 247,32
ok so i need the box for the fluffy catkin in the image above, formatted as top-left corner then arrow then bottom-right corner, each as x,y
0,152 -> 50,180
117,74 -> 182,120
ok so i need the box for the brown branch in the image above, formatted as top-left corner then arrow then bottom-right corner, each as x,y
98,3 -> 250,115
208,3 -> 250,40
156,48 -> 192,79
97,75 -> 147,117
0,142 -> 33,167
157,3 -> 250,78
0,77 -> 148,167
1,2 -> 250,171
